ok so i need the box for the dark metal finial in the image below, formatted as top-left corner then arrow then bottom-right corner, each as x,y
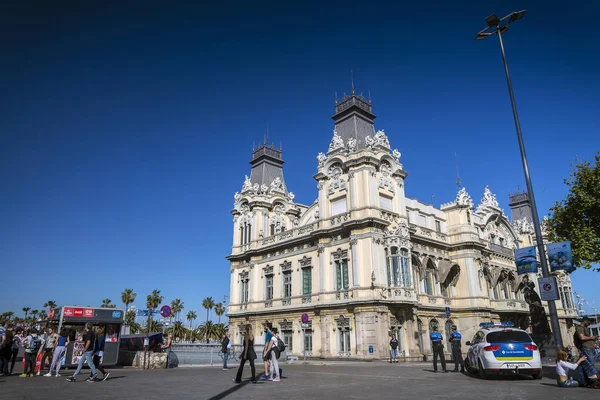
351,70 -> 355,95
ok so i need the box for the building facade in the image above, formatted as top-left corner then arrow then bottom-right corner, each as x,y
226,90 -> 578,360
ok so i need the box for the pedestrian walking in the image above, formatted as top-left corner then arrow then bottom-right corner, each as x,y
429,325 -> 447,373
38,327 -> 58,375
233,324 -> 257,384
46,328 -> 69,377
89,327 -> 109,381
449,325 -> 464,373
221,332 -> 231,370
9,328 -> 24,375
20,329 -> 42,377
0,325 -> 15,376
389,335 -> 399,363
261,322 -> 273,380
66,322 -> 97,382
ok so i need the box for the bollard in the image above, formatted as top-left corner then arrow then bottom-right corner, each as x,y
210,346 -> 213,366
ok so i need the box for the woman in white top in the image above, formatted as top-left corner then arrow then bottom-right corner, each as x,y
556,348 -> 587,387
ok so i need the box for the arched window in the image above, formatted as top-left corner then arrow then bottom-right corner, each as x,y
416,318 -> 424,354
429,319 -> 439,333
424,268 -> 436,296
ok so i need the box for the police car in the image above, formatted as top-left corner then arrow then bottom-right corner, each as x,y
464,322 -> 542,379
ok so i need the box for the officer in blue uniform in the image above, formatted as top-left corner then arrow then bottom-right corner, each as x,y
449,325 -> 464,373
429,325 -> 447,373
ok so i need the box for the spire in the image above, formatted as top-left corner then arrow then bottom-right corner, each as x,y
351,70 -> 355,95
330,84 -> 376,151
245,142 -> 288,195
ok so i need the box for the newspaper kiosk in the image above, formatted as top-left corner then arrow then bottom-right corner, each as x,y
45,306 -> 124,367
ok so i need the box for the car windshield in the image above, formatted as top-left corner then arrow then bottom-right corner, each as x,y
486,330 -> 532,343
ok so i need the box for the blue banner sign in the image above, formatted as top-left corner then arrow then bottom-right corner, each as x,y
514,246 -> 538,275
547,241 -> 575,273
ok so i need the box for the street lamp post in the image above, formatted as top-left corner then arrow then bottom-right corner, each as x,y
475,10 -> 564,349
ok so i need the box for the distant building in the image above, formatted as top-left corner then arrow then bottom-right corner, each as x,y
226,90 -> 578,360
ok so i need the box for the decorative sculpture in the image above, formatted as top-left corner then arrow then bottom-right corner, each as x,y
328,131 -> 344,152
348,138 -> 357,152
317,152 -> 327,167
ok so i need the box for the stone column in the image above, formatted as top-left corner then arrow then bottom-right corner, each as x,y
349,172 -> 356,209
320,314 -> 330,358
318,244 -> 326,293
350,235 -> 359,287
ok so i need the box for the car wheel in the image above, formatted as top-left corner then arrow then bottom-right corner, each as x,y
532,370 -> 543,380
478,359 -> 490,379
464,357 -> 476,375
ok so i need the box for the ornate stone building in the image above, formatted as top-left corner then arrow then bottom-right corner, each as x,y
226,90 -> 578,360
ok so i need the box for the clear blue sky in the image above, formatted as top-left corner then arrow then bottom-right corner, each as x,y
1,1 -> 599,321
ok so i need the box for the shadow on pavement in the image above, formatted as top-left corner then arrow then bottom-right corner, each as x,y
207,380 -> 250,400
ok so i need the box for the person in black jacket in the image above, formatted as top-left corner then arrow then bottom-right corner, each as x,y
221,332 -> 231,370
233,324 -> 256,384
389,335 -> 399,363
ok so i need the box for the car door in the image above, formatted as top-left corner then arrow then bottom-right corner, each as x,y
468,331 -> 485,366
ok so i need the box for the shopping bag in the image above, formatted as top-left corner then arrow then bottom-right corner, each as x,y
35,353 -> 43,372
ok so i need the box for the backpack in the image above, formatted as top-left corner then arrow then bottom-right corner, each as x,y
29,336 -> 42,352
573,329 -> 583,349
277,337 -> 286,354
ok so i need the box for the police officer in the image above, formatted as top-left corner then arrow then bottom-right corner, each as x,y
449,325 -> 464,373
429,325 -> 447,373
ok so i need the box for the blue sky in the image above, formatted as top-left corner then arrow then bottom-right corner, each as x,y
1,1 -> 599,322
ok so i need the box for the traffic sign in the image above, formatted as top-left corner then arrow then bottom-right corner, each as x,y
301,313 -> 309,324
538,277 -> 559,301
137,309 -> 158,317
160,305 -> 172,318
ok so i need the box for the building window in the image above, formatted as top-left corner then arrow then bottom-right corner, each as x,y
467,212 -> 471,225
380,194 -> 393,211
331,196 -> 347,216
240,222 -> 251,245
560,286 -> 574,310
302,267 -> 312,295
445,320 -> 454,344
265,275 -> 274,300
339,329 -> 351,353
424,268 -> 436,296
335,259 -> 349,290
282,331 -> 293,352
240,279 -> 249,303
303,330 -> 313,352
283,271 -> 292,298
435,220 -> 441,232
386,247 -> 412,288
419,214 -> 427,226
417,319 -> 424,355
440,282 -> 449,298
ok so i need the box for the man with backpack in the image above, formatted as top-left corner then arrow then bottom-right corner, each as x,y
20,329 -> 42,377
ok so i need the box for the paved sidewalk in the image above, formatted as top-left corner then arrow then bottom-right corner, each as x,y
0,361 -> 593,400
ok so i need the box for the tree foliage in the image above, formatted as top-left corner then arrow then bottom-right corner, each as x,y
549,152 -> 600,271
121,288 -> 137,313
101,298 -> 116,308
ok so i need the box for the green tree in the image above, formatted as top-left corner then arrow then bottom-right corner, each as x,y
39,310 -> 47,320
22,307 -> 31,320
214,302 -> 225,324
121,288 -> 137,314
197,321 -> 219,343
31,309 -> 39,321
548,152 -> 600,271
186,310 -> 197,330
146,290 -> 164,310
214,323 -> 228,341
170,298 -> 184,322
166,321 -> 188,341
43,301 -> 57,312
125,310 -> 141,334
101,298 -> 116,308
202,297 -> 214,324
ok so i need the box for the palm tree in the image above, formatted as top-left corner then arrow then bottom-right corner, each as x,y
31,309 -> 39,321
214,302 -> 225,324
170,298 -> 184,322
197,321 -> 218,343
4,311 -> 15,322
186,310 -> 197,330
43,300 -> 57,312
202,297 -> 215,324
166,321 -> 188,341
22,307 -> 31,320
39,310 -> 47,320
214,323 -> 228,341
101,298 -> 116,308
146,289 -> 163,311
13,317 -> 23,326
121,288 -> 137,314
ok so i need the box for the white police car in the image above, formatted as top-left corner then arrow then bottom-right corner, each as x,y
464,322 -> 542,379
